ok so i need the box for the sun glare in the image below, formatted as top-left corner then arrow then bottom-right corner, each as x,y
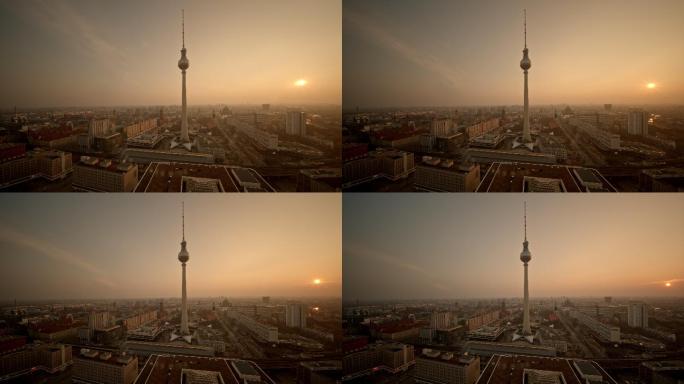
294,79 -> 308,87
666,282 -> 672,287
313,278 -> 322,285
647,82 -> 656,89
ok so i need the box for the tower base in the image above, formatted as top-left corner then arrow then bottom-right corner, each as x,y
512,136 -> 536,151
512,328 -> 540,344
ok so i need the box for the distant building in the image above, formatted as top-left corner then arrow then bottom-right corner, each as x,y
569,309 -> 620,342
639,167 -> 684,192
297,168 -> 342,192
286,303 -> 307,328
73,348 -> 137,384
627,109 -> 648,136
415,157 -> 480,192
72,156 -> 138,192
286,110 -> 307,136
431,119 -> 452,136
628,302 -> 648,328
343,342 -> 414,380
0,343 -> 72,378
0,149 -> 72,189
415,349 -> 480,384
343,148 -> 415,188
298,360 -> 342,384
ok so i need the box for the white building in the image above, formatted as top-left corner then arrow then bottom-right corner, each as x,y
628,302 -> 648,328
286,110 -> 306,136
286,303 -> 307,328
627,109 -> 648,136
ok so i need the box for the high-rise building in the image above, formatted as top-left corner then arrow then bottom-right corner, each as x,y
627,108 -> 648,136
286,110 -> 306,136
628,302 -> 648,328
430,119 -> 451,136
430,311 -> 451,330
178,203 -> 190,335
178,10 -> 190,144
286,303 -> 307,328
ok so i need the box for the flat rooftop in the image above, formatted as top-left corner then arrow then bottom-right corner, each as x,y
477,162 -> 617,192
134,354 -> 274,384
134,162 -> 275,192
76,156 -> 134,174
476,355 -> 617,384
74,348 -> 135,367
418,349 -> 477,366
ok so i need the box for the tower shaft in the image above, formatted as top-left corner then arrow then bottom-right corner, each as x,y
180,70 -> 189,142
180,262 -> 189,334
522,262 -> 531,334
522,70 -> 531,142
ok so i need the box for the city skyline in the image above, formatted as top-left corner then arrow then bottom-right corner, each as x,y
0,0 -> 341,108
343,0 -> 684,107
343,194 -> 684,301
0,194 -> 341,300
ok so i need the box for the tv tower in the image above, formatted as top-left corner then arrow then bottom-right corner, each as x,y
517,9 -> 534,149
178,10 -> 190,143
178,202 -> 190,335
520,202 -> 532,336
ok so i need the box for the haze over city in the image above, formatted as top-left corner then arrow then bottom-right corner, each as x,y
0,194 -> 341,300
0,0 -> 341,108
343,194 -> 684,301
343,0 -> 684,108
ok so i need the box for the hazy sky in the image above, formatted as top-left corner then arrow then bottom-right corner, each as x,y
0,0 -> 341,108
344,0 -> 684,108
344,194 -> 684,301
0,194 -> 341,301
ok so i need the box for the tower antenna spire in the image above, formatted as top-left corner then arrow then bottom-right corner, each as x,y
523,9 -> 527,49
182,9 -> 185,48
182,201 -> 185,241
524,201 -> 527,241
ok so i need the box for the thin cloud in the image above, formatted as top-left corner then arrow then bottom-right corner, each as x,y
645,278 -> 684,285
12,1 -> 128,68
345,8 -> 462,87
0,225 -> 116,288
346,243 -> 451,294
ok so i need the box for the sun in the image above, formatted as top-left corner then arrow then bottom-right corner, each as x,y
647,82 -> 656,89
665,282 -> 672,287
294,79 -> 308,87
313,278 -> 322,285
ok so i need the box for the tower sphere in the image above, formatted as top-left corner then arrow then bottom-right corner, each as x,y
178,50 -> 189,70
178,240 -> 189,263
520,49 -> 531,70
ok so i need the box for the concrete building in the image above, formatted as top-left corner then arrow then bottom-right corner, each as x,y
414,349 -> 480,384
0,343 -> 72,378
298,360 -> 342,384
343,149 -> 415,188
430,311 -> 451,330
227,117 -> 279,150
568,117 -> 621,150
224,310 -> 278,343
73,349 -> 137,384
628,302 -> 648,328
134,354 -> 275,384
286,303 -> 307,328
342,342 -> 415,380
431,119 -> 452,136
415,157 -> 480,192
569,310 -> 621,342
628,108 -> 648,136
464,341 -> 556,357
73,157 -> 138,192
286,110 -> 306,136
0,149 -> 72,188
